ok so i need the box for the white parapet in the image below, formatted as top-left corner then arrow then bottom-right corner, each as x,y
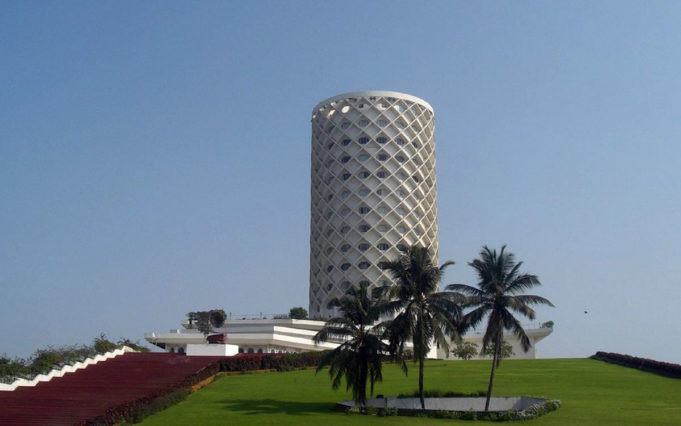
0,346 -> 135,391
186,344 -> 239,357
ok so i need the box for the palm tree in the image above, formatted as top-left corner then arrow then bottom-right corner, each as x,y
313,283 -> 397,407
378,245 -> 463,409
447,245 -> 554,412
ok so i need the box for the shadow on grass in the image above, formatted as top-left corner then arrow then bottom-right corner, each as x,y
218,399 -> 334,416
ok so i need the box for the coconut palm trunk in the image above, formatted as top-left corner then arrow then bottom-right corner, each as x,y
419,357 -> 425,409
359,363 -> 368,406
484,335 -> 501,411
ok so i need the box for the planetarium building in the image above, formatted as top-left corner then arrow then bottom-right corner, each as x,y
309,91 -> 439,318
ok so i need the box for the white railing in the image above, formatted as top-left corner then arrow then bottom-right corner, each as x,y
466,322 -> 553,335
0,346 -> 135,391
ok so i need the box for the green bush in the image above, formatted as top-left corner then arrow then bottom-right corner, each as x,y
451,342 -> 479,360
217,351 -> 327,373
376,407 -> 398,417
123,388 -> 192,424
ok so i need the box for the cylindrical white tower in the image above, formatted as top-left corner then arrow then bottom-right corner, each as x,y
310,91 -> 438,318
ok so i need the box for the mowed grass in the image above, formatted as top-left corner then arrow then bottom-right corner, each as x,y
140,358 -> 681,425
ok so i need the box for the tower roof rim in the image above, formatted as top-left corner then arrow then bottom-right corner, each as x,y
312,91 -> 433,115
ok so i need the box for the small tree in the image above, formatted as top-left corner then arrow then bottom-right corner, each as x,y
481,341 -> 514,359
192,309 -> 227,336
289,306 -> 308,319
451,342 -> 479,360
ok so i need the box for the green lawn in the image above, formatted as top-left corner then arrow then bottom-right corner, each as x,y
140,358 -> 681,425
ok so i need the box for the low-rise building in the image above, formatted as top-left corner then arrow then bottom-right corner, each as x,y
145,318 -> 553,359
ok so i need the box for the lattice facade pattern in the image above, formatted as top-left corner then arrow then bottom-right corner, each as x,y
309,91 -> 439,318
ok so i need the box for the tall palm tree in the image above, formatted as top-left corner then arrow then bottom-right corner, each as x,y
313,283 -> 397,406
378,245 -> 463,409
447,245 -> 554,412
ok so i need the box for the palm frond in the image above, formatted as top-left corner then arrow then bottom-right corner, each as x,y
512,294 -> 555,307
446,283 -> 484,296
502,310 -> 532,352
505,273 -> 541,294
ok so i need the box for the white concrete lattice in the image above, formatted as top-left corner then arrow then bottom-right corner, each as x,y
310,91 -> 439,318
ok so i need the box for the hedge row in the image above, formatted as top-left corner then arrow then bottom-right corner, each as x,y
88,351 -> 327,424
217,351 -> 328,372
590,351 -> 681,379
88,359 -> 221,425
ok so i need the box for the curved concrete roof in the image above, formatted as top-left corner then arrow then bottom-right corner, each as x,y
312,90 -> 433,115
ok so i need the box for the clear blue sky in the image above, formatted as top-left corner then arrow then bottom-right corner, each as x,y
2,1 -> 680,362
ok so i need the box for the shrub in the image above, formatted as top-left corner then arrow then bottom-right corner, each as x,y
376,407 -> 398,417
451,342 -> 479,360
93,333 -> 119,354
217,351 -> 327,373
481,340 -> 515,359
288,307 -> 308,319
1,335 -> 148,384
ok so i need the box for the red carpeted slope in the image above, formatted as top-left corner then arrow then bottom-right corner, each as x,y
0,352 -> 224,425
